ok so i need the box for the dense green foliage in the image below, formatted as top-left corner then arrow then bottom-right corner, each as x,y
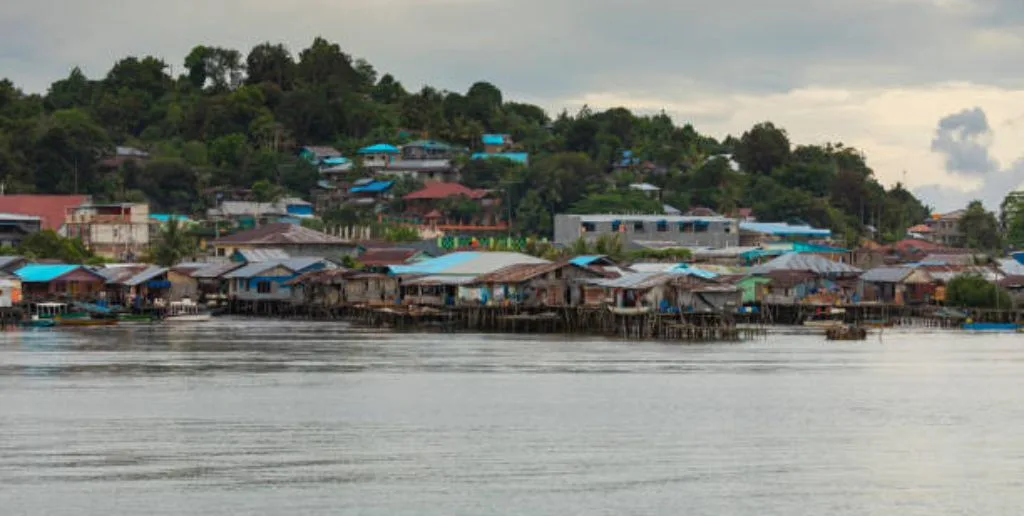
14,230 -> 101,264
0,38 -> 930,240
958,201 -> 1003,252
946,274 -> 1012,308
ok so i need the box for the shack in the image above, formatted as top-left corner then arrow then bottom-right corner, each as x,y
224,257 -> 332,302
858,267 -> 934,304
469,262 -> 608,307
189,261 -> 244,301
286,269 -> 350,307
15,264 -> 107,301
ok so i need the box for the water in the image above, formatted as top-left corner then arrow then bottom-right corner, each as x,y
3,319 -> 1024,515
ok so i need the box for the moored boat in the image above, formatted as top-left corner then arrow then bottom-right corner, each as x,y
803,308 -> 846,329
826,325 -> 868,340
165,300 -> 212,322
56,315 -> 119,327
962,322 -> 1019,332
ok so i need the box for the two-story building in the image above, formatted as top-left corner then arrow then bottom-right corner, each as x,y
554,214 -> 739,249
64,203 -> 150,260
401,182 -> 505,230
356,143 -> 400,169
211,222 -> 355,259
923,210 -> 966,247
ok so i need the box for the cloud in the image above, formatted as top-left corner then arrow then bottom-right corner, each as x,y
914,106 -> 1024,211
930,107 -> 998,176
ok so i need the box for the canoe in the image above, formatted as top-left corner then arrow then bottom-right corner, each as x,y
607,306 -> 651,316
56,317 -> 118,327
962,322 -> 1019,332
20,319 -> 57,328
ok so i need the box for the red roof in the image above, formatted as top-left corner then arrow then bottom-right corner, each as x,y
403,182 -> 489,201
358,247 -> 420,266
0,195 -> 88,230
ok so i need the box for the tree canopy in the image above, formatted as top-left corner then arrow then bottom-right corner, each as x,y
0,38 -> 932,242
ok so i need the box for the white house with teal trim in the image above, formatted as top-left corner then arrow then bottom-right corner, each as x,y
223,257 -> 333,302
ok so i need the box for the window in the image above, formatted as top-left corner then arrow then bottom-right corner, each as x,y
633,221 -> 645,232
581,222 -> 596,232
243,279 -> 250,292
695,222 -> 709,233
611,221 -> 622,232
257,281 -> 272,294
656,221 -> 668,232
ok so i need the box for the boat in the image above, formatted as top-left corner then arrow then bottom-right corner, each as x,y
117,313 -> 159,324
962,321 -> 1019,332
607,305 -> 652,316
56,314 -> 119,327
862,319 -> 894,329
826,325 -> 868,340
165,300 -> 212,322
803,308 -> 846,329
20,302 -> 66,328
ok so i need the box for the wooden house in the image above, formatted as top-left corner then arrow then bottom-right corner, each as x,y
858,267 -> 935,305
224,257 -> 332,302
14,264 -> 107,301
469,262 -> 608,307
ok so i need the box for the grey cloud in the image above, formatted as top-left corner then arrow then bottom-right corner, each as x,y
2,0 -> 1024,102
916,107 -> 1024,211
930,107 -> 998,176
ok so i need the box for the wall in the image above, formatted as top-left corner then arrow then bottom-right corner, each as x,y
168,270 -> 198,301
554,215 -> 739,248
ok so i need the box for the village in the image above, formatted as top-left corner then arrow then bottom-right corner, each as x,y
0,147 -> 1017,339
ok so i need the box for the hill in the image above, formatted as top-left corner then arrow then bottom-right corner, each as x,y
0,37 -> 930,243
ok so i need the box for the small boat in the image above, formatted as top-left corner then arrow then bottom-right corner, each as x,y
117,313 -> 159,324
962,322 -> 1019,332
56,314 -> 118,327
20,317 -> 57,328
165,300 -> 212,322
803,308 -> 846,329
607,305 -> 652,316
20,302 -> 67,328
826,325 -> 868,340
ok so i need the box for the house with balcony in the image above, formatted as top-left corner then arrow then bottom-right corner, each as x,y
0,195 -> 90,234
356,143 -> 400,170
399,182 -> 505,231
922,210 -> 966,247
0,213 -> 42,247
63,203 -> 151,260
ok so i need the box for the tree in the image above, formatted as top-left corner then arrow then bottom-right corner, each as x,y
569,191 -> 662,214
734,121 -> 790,175
514,190 -> 551,237
946,274 -> 1011,308
18,230 -> 93,263
958,200 -> 1002,251
245,42 -> 296,90
151,217 -> 197,266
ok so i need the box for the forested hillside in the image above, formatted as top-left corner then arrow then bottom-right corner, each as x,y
0,37 -> 930,243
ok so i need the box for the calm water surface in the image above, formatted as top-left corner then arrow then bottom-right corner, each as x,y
3,319 -> 1024,515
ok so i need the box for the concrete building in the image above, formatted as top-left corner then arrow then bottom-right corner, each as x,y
554,214 -> 739,249
64,203 -> 150,260
0,213 -> 42,247
923,210 -> 966,247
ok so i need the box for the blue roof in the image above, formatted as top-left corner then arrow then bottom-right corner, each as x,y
740,222 -> 831,237
322,156 -> 350,165
15,264 -> 82,282
481,134 -> 506,146
388,252 -> 482,275
150,214 -> 190,223
570,255 -> 605,266
350,180 -> 394,193
357,143 -> 399,155
470,152 -> 529,164
666,263 -> 718,280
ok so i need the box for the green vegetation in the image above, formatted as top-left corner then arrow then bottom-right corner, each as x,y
946,274 -> 1012,308
959,200 -> 1003,252
149,217 -> 198,266
0,38 -> 930,240
15,230 -> 97,263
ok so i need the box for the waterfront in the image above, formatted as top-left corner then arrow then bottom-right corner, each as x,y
3,320 -> 1024,515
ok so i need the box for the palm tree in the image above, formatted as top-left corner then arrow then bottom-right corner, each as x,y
152,217 -> 197,267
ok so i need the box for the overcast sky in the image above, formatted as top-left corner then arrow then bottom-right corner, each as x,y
2,0 -> 1023,211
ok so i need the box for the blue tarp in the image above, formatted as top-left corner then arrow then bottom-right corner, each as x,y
470,152 -> 529,164
388,252 -> 480,275
481,134 -> 506,146
357,143 -> 399,154
350,180 -> 394,193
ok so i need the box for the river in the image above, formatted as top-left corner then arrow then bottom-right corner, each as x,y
2,319 -> 1024,515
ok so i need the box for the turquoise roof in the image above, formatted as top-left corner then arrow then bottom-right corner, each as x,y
388,252 -> 481,275
15,264 -> 81,282
740,222 -> 831,237
666,263 -> 718,279
322,156 -> 350,165
350,180 -> 394,193
471,152 -> 529,164
481,134 -> 506,146
150,214 -> 190,223
570,255 -> 604,266
357,143 -> 399,155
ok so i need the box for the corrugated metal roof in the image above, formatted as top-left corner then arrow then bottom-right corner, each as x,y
860,267 -> 912,283
481,134 -> 507,146
350,180 -> 393,193
214,223 -> 347,245
15,264 -> 82,282
124,266 -> 168,286
234,248 -> 290,262
0,256 -> 25,270
568,214 -> 733,223
357,143 -> 399,154
472,262 -> 585,284
591,272 -> 674,290
570,255 -> 605,266
390,252 -> 548,276
191,262 -> 244,279
740,222 -> 831,237
402,275 -> 478,286
223,257 -> 328,279
749,253 -> 861,275
999,258 -> 1024,276
470,152 -> 529,164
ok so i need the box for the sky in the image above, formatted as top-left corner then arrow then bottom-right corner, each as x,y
2,0 -> 1023,212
